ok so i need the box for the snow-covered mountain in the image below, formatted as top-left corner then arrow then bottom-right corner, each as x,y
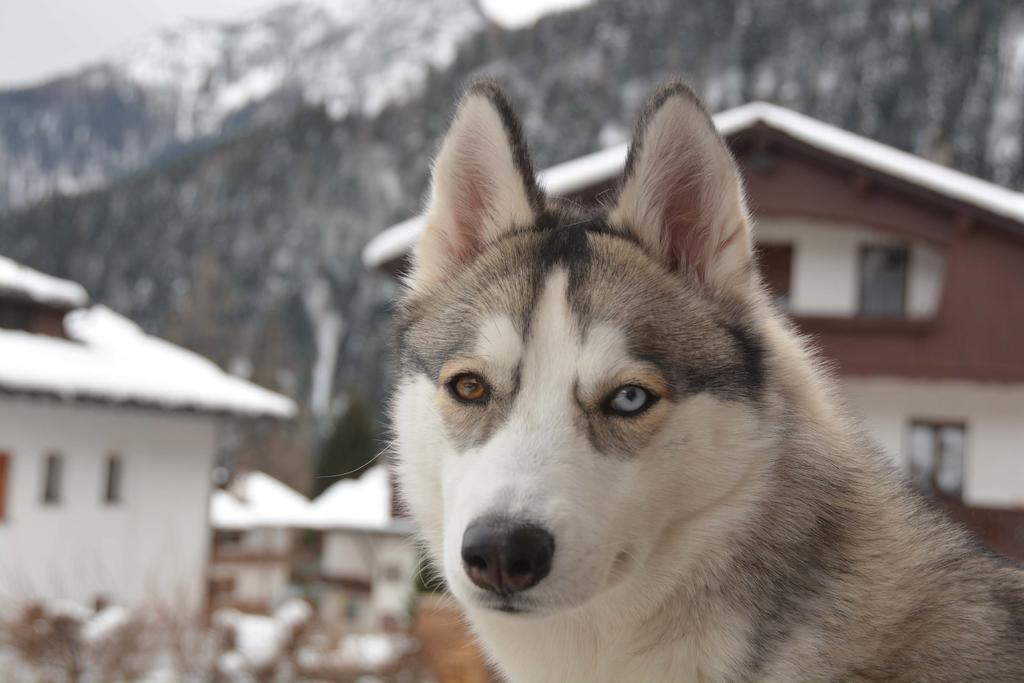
0,0 -> 484,211
4,0 -> 1024,482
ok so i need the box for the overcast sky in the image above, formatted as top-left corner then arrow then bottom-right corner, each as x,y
0,0 -> 274,87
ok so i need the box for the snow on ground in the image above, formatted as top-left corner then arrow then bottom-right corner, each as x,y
479,0 -> 594,29
363,101 -> 1024,269
0,255 -> 88,308
214,598 -> 312,672
301,274 -> 344,424
81,605 -> 131,644
0,303 -> 295,417
297,633 -> 416,672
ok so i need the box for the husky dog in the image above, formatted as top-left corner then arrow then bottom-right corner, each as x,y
392,80 -> 1024,682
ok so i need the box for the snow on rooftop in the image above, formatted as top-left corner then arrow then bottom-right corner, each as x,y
0,303 -> 294,418
311,466 -> 408,532
363,101 -> 1024,270
212,471 -> 312,529
0,255 -> 89,308
210,489 -> 255,530
479,0 -> 594,29
210,466 -> 408,532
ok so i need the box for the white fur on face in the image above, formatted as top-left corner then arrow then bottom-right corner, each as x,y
395,268 -> 769,618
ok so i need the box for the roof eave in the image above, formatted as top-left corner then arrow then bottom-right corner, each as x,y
0,384 -> 296,420
362,100 -> 1024,272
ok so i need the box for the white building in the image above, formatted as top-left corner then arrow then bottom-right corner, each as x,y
0,255 -> 295,613
364,102 -> 1024,557
208,466 -> 417,630
209,471 -> 312,612
310,466 -> 416,633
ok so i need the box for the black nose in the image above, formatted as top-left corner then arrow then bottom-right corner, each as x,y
461,520 -> 555,595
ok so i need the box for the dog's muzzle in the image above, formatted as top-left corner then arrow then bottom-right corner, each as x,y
461,518 -> 555,596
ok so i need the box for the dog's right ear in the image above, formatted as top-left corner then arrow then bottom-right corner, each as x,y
410,81 -> 541,291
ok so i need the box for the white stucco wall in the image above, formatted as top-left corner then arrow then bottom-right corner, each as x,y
370,534 -> 417,623
320,529 -> 416,630
210,527 -> 293,609
842,378 -> 1024,508
322,530 -> 375,580
210,559 -> 290,608
756,216 -> 946,318
0,396 -> 217,612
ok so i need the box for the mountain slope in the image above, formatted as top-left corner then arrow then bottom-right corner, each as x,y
0,0 -> 484,212
3,0 -> 1024,483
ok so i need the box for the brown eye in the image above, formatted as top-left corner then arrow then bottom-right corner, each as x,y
449,373 -> 489,403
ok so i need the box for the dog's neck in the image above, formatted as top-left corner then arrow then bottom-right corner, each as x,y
466,464 -> 774,682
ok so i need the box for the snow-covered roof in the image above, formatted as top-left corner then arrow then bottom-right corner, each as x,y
210,489 -> 256,531
310,466 -> 410,533
210,466 -> 409,533
211,471 -> 312,529
0,255 -> 89,308
363,101 -> 1024,270
479,0 -> 594,29
0,304 -> 294,418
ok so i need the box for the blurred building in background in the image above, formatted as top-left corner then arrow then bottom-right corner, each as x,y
366,101 -> 1024,560
0,256 -> 295,611
310,466 -> 416,634
209,465 -> 416,634
209,471 -> 312,613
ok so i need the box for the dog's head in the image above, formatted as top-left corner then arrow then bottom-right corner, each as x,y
394,81 -> 775,617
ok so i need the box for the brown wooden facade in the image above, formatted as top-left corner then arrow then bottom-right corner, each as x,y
0,294 -> 70,339
379,124 -> 1024,385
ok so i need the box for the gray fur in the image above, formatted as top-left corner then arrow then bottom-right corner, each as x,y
394,80 -> 1024,681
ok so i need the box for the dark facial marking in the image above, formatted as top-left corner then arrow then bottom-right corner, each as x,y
396,202 -> 766,456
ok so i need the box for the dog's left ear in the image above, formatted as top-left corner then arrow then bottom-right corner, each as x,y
410,80 -> 541,290
609,82 -> 753,296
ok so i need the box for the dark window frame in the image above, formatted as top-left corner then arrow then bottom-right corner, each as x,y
0,451 -> 9,522
0,300 -> 32,331
42,453 -> 63,505
103,454 -> 123,505
858,245 -> 909,317
908,420 -> 967,501
757,243 -> 794,307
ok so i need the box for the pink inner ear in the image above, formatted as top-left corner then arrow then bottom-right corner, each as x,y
450,167 -> 491,265
658,156 -> 743,283
660,164 -> 710,278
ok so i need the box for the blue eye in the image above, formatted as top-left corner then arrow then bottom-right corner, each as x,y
605,385 -> 657,417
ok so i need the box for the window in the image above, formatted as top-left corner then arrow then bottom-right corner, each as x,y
859,246 -> 908,317
757,244 -> 793,307
381,563 -> 403,583
42,453 -> 63,505
103,454 -> 123,504
909,422 -> 966,500
0,300 -> 31,331
0,452 -> 9,521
